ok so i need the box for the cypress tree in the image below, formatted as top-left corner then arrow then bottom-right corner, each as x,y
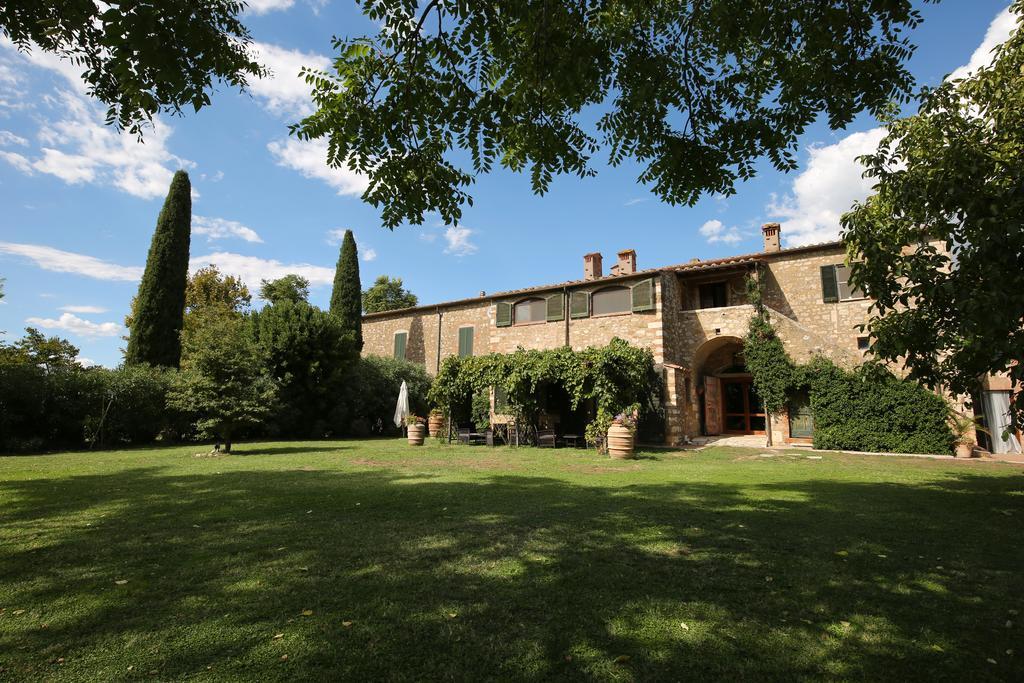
329,229 -> 363,351
125,170 -> 192,368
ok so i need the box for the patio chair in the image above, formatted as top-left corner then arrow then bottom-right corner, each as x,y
537,429 -> 557,448
457,427 -> 472,445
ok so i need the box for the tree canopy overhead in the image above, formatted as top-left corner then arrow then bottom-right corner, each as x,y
0,0 -> 266,136
294,0 -> 926,227
843,1 -> 1024,421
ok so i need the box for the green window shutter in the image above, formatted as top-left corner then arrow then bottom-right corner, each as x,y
631,278 -> 655,312
393,332 -> 407,360
546,293 -> 564,321
820,265 -> 839,303
570,291 -> 590,319
458,327 -> 474,357
496,302 -> 512,327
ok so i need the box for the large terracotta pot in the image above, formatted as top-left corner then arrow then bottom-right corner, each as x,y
407,424 -> 426,446
955,442 -> 974,458
428,414 -> 445,438
607,423 -> 635,459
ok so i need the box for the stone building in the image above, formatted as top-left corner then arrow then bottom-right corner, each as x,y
362,224 -> 895,445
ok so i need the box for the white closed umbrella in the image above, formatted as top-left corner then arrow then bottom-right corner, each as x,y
393,380 -> 410,429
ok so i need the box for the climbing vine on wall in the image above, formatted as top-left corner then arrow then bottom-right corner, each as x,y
742,271 -> 953,453
743,273 -> 794,441
428,338 -> 661,445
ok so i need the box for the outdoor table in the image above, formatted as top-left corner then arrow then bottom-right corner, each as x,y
563,434 -> 581,448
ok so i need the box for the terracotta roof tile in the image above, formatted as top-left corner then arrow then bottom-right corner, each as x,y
362,240 -> 842,319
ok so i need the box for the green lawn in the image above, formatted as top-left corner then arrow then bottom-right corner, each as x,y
1,440 -> 1022,681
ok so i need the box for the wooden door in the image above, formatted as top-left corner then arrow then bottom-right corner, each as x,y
721,379 -> 767,435
704,376 -> 722,435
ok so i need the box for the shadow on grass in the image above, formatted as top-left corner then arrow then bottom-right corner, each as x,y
1,462 -> 1022,680
230,445 -> 347,456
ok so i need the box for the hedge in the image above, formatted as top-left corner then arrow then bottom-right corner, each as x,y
797,358 -> 953,455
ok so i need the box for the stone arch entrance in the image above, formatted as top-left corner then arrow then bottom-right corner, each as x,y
693,336 -> 765,436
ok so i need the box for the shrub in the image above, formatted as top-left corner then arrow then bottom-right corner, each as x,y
798,358 -> 953,455
249,301 -> 356,438
334,355 -> 431,435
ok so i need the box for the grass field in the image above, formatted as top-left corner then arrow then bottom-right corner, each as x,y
1,439 -> 1022,681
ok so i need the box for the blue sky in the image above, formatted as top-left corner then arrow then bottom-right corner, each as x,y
0,1 -> 1013,367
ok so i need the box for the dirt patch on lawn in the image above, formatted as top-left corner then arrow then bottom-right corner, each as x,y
563,463 -> 643,474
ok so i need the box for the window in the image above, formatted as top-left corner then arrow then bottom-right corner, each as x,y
821,264 -> 865,302
857,335 -> 870,351
458,326 -> 474,357
514,298 -> 547,324
393,331 -> 408,360
591,286 -> 631,316
699,282 -> 728,309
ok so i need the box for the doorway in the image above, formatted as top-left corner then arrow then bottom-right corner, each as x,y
722,379 -> 766,434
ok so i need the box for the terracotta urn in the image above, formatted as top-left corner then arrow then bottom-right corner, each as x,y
428,413 -> 445,438
955,442 -> 974,458
607,423 -> 635,459
407,423 -> 426,446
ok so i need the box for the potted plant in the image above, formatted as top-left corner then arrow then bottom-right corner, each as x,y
406,415 -> 427,446
427,409 -> 446,438
950,412 -> 984,458
607,406 -> 638,459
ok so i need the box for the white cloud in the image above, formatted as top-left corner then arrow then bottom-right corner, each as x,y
443,225 -> 478,256
0,41 -> 190,200
699,219 -> 744,245
419,231 -> 438,243
191,252 -> 334,291
76,356 -> 97,368
767,128 -> 887,246
362,248 -> 378,262
767,7 -> 1018,247
246,0 -> 296,14
192,215 -> 263,243
25,312 -> 122,338
624,197 -> 649,206
0,242 -> 143,281
59,305 -> 108,314
0,130 -> 28,146
0,150 -> 33,174
249,42 -> 331,118
949,7 -> 1016,81
326,228 -> 347,246
267,137 -> 368,196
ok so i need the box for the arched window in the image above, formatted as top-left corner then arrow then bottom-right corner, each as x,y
514,298 -> 546,324
591,286 -> 631,316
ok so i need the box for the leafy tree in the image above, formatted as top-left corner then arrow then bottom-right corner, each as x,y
336,355 -> 432,435
329,229 -> 363,350
0,1 -> 265,136
294,1 -> 925,227
843,1 -> 1024,421
0,327 -> 81,372
362,275 -> 418,313
185,265 -> 252,315
126,264 -> 251,355
249,301 -> 356,437
167,310 -> 277,453
125,170 -> 192,368
259,274 -> 311,305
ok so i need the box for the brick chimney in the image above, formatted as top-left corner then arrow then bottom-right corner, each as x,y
761,223 -> 781,253
616,249 -> 637,275
583,252 -> 603,280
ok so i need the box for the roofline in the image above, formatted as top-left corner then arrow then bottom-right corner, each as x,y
362,240 -> 844,320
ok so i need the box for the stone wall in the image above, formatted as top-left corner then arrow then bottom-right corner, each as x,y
761,247 -> 870,365
362,275 -> 664,372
